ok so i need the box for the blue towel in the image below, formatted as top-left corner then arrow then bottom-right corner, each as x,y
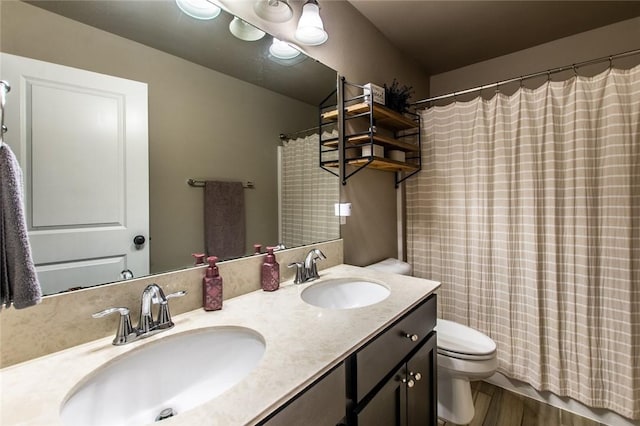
0,143 -> 41,310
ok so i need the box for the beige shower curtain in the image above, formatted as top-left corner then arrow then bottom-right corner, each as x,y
407,65 -> 640,419
280,132 -> 339,248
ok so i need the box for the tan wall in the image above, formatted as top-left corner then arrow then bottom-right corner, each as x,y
223,0 -> 431,266
0,1 -> 318,274
430,17 -> 640,97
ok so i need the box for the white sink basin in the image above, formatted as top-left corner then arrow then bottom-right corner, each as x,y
301,278 -> 390,309
60,326 -> 265,426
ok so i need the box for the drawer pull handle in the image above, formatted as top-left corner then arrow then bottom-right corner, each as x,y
410,371 -> 422,381
405,333 -> 419,342
402,378 -> 416,388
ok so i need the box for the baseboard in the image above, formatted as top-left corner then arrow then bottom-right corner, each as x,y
485,373 -> 639,426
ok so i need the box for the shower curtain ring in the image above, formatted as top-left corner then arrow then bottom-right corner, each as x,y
609,56 -> 613,68
547,71 -> 551,82
572,64 -> 578,77
519,77 -> 524,88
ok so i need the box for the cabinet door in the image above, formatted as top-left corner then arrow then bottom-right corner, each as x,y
355,366 -> 407,426
262,364 -> 346,426
406,333 -> 438,426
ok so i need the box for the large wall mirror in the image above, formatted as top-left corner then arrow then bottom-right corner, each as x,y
1,1 -> 340,296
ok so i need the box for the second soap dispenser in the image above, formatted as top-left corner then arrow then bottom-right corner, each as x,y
261,246 -> 280,292
203,256 -> 223,311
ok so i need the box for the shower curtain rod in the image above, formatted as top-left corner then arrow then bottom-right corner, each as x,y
279,122 -> 338,141
412,48 -> 640,107
279,126 -> 321,141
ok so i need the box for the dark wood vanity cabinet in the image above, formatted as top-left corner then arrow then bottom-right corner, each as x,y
348,294 -> 437,426
261,294 -> 437,426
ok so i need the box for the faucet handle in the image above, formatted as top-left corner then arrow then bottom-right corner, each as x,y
165,290 -> 187,300
288,262 -> 305,284
92,307 -> 136,346
92,306 -> 130,318
156,290 -> 187,330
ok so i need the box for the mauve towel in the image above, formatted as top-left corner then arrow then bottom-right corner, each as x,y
204,181 -> 245,259
0,144 -> 41,311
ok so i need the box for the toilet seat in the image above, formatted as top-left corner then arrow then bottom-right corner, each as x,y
436,319 -> 496,360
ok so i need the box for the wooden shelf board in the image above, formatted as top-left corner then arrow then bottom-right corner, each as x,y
346,134 -> 418,152
349,157 -> 419,172
322,102 -> 418,130
323,134 -> 418,151
322,157 -> 419,173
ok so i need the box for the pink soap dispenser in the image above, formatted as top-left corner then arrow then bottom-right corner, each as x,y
203,256 -> 223,311
261,246 -> 280,292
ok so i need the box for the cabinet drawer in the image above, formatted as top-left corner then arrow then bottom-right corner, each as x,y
261,363 -> 346,426
352,294 -> 436,402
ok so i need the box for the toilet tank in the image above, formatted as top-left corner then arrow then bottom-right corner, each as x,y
365,258 -> 412,276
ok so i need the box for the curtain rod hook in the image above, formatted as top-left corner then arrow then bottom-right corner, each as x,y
519,76 -> 524,88
572,64 -> 578,77
609,56 -> 613,68
547,71 -> 552,82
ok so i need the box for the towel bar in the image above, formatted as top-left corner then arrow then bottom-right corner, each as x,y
187,179 -> 254,189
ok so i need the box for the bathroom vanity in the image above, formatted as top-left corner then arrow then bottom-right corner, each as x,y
263,295 -> 437,425
0,264 -> 439,425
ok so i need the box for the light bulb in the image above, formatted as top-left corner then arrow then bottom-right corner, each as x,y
294,0 -> 328,46
229,17 -> 266,41
269,38 -> 301,60
175,0 -> 221,20
253,0 -> 293,23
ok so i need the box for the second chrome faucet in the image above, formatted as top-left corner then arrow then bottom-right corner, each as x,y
288,249 -> 326,284
93,283 -> 186,346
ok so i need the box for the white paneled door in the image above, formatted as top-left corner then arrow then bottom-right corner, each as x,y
1,53 -> 149,294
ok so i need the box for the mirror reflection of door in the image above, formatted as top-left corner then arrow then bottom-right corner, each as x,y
1,53 -> 149,294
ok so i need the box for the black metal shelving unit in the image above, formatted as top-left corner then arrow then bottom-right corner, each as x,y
319,77 -> 421,188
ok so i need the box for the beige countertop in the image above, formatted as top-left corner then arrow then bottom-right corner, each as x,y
0,264 -> 439,425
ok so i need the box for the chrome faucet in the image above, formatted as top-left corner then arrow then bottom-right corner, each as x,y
138,283 -> 168,334
288,248 -> 326,284
93,283 -> 186,346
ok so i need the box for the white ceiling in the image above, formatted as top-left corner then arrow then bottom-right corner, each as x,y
347,1 -> 640,75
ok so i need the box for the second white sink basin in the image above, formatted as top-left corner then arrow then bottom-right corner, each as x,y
301,277 -> 390,309
60,326 -> 265,426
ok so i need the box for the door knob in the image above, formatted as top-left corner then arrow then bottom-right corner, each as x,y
133,235 -> 146,247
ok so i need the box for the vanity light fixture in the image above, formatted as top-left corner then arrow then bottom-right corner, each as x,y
253,0 -> 293,23
269,38 -> 301,60
229,17 -> 266,41
294,0 -> 328,46
175,0 -> 221,20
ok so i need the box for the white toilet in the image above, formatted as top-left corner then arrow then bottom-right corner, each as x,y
367,258 -> 498,425
436,319 -> 497,424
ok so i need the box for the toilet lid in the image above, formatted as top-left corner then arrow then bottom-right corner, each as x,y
436,319 -> 496,357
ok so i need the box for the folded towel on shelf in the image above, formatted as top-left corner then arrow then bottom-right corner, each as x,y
0,144 -> 41,311
204,181 -> 246,259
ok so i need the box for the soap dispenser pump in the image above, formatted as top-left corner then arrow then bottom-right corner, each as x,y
203,256 -> 223,311
261,246 -> 280,292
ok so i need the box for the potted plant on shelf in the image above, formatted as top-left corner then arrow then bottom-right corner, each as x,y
384,79 -> 414,113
